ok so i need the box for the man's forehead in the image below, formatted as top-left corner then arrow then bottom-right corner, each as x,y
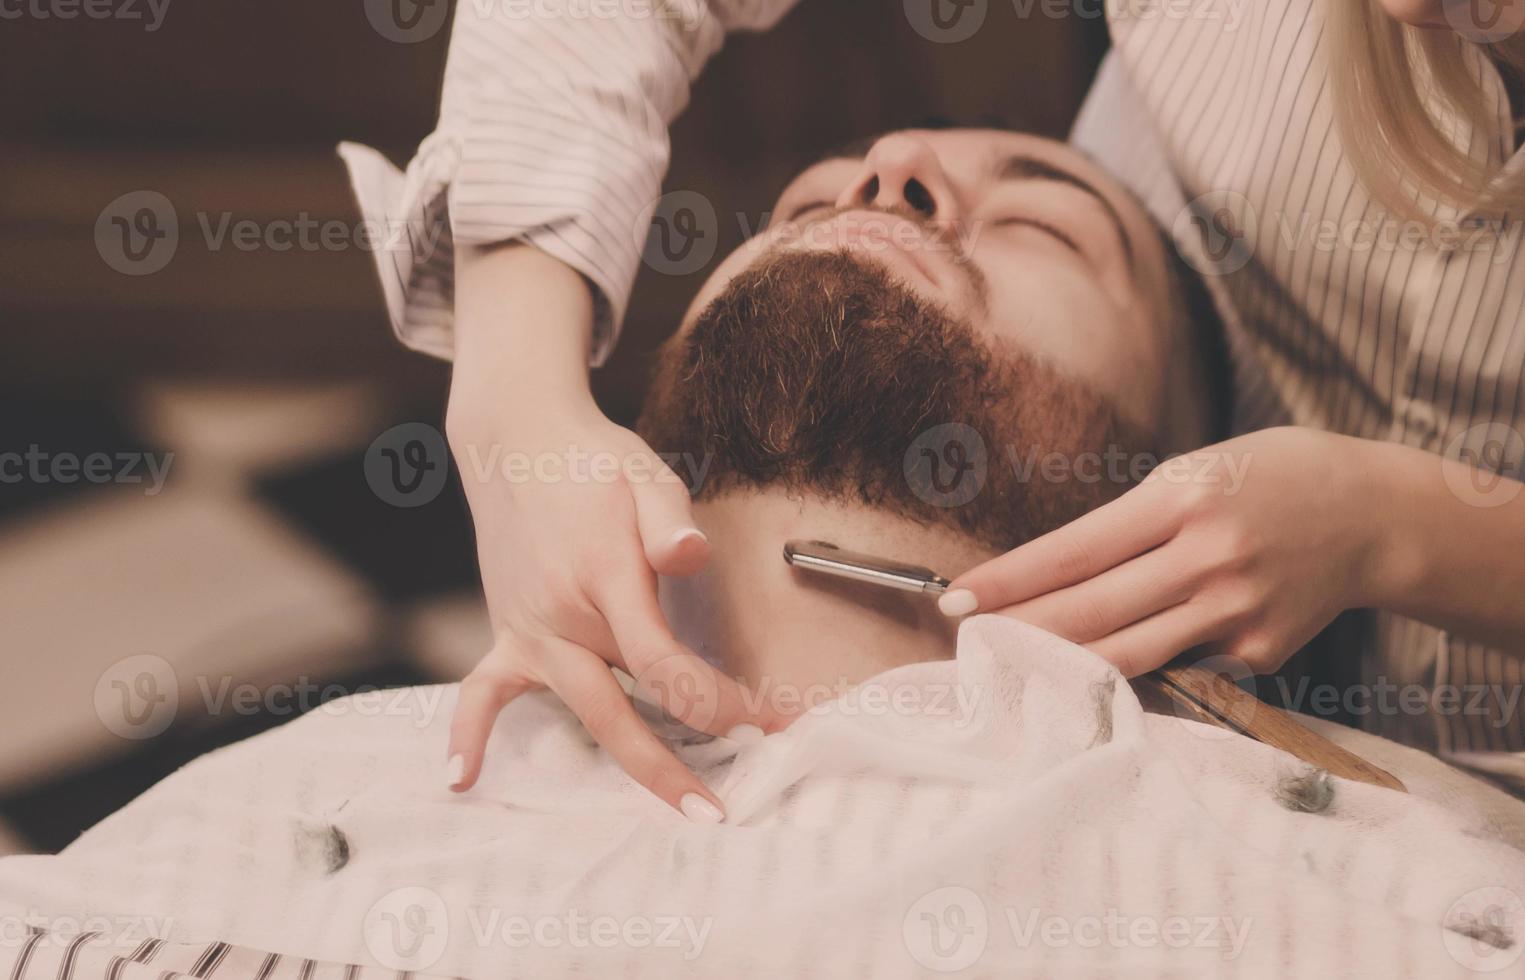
914,128 -> 1070,166
808,128 -> 1089,179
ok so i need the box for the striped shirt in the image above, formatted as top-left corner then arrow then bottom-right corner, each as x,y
338,0 -> 1525,779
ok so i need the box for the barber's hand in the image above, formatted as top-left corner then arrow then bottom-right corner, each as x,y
942,427 -> 1389,678
443,244 -> 779,822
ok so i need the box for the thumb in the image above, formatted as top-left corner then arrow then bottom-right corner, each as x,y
628,460 -> 709,577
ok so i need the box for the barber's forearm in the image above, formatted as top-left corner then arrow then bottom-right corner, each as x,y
424,0 -> 801,370
1364,439 -> 1525,649
447,243 -> 600,444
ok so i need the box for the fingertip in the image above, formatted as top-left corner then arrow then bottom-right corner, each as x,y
678,791 -> 725,824
650,527 -> 709,577
445,752 -> 469,792
449,665 -> 528,792
938,588 -> 980,618
725,723 -> 764,745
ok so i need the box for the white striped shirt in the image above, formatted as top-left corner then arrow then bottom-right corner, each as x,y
339,0 -> 1525,777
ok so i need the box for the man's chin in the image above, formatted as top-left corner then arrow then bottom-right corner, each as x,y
638,248 -> 1145,551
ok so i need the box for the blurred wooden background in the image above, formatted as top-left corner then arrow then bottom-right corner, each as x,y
0,0 -> 1106,423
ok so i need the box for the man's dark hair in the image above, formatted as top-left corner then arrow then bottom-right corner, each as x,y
1158,226 -> 1234,444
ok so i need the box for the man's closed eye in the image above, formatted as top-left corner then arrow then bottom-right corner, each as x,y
991,216 -> 1081,254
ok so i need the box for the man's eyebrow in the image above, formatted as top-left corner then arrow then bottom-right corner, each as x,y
996,154 -> 1135,269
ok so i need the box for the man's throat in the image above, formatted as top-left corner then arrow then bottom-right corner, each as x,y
659,491 -> 1000,715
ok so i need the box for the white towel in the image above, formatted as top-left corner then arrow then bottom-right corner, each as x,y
2,616 -> 1523,978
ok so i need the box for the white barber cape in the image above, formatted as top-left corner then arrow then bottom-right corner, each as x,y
2,616 -> 1523,978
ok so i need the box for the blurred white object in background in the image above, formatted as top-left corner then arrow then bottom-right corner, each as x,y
0,481 -> 381,795
134,380 -> 387,486
0,819 -> 27,857
402,592 -> 491,682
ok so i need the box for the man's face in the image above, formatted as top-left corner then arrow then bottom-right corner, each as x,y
639,128 -> 1194,550
680,129 -> 1182,438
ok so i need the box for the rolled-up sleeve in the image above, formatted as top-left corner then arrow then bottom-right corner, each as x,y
339,0 -> 799,365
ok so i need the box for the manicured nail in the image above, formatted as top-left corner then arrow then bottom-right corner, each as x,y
726,723 -> 764,745
938,589 -> 979,617
670,527 -> 708,549
445,753 -> 465,790
679,793 -> 724,824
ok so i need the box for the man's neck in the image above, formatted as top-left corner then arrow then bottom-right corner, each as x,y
660,490 -> 1001,713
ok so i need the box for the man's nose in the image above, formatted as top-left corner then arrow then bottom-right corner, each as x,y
834,134 -> 961,222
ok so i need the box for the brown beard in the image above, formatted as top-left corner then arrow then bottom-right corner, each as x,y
636,249 -> 1152,551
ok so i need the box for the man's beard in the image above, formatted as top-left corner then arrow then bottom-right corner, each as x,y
637,249 -> 1151,551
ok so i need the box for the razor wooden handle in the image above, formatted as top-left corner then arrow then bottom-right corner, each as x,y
1133,666 -> 1406,792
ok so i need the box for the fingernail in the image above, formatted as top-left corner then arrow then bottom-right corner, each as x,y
679,793 -> 724,824
726,723 -> 764,745
938,589 -> 979,617
445,753 -> 465,790
670,527 -> 708,549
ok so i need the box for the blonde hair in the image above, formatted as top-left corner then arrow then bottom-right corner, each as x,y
1326,0 -> 1525,223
